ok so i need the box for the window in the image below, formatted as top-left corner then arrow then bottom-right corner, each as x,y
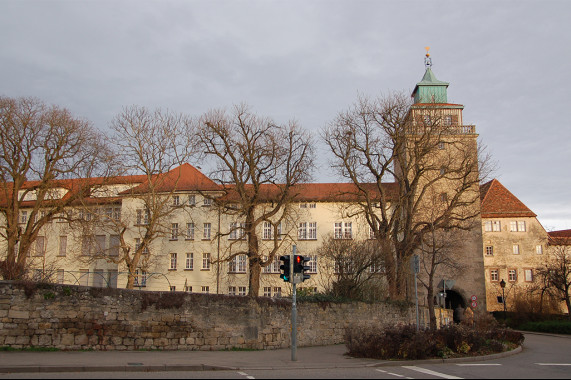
93,269 -> 104,287
188,195 -> 196,206
334,259 -> 353,274
59,236 -> 67,257
439,167 -> 446,175
369,262 -> 384,273
512,245 -> 520,255
299,203 -> 316,209
485,246 -> 494,256
438,141 -> 446,150
203,223 -> 211,240
202,286 -> 209,293
440,193 -> 448,202
508,269 -> 517,282
524,269 -> 534,282
170,253 -> 177,270
228,286 -> 236,296
57,269 -> 65,284
184,285 -> 192,292
510,221 -> 526,232
308,255 -> 318,273
134,269 -> 147,287
203,197 -> 212,207
229,255 -> 247,273
81,235 -> 92,256
229,222 -> 245,240
20,211 -> 28,224
170,286 -> 176,292
136,209 -> 149,225
238,286 -> 247,296
484,221 -> 501,232
108,270 -> 118,288
109,235 -> 120,257
95,235 -> 106,256
263,287 -> 272,297
490,269 -> 499,282
79,269 -> 89,286
185,253 -> 194,270
135,238 -> 149,255
202,253 -> 211,270
423,115 -> 431,124
263,221 -> 282,240
334,222 -> 352,239
443,115 -> 452,126
171,223 -> 179,240
172,195 -> 180,206
273,287 -> 282,298
299,222 -> 317,240
186,223 -> 195,240
536,245 -> 543,255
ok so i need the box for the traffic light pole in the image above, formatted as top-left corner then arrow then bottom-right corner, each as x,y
291,245 -> 297,361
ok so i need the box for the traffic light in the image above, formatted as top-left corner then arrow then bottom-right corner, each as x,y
279,255 -> 291,283
293,254 -> 311,282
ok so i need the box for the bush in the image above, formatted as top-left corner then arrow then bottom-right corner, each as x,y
345,323 -> 524,360
518,320 -> 571,335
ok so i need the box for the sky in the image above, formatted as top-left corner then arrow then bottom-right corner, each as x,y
1,0 -> 570,231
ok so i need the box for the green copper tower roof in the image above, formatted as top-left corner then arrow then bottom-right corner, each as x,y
412,53 -> 449,104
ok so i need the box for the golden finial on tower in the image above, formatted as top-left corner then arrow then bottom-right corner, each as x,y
424,46 -> 432,68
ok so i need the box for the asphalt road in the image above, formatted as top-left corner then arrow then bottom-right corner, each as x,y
0,333 -> 569,379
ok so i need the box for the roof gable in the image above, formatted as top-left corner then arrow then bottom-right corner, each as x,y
480,179 -> 536,218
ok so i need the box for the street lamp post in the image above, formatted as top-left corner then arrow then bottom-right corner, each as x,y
500,279 -> 506,320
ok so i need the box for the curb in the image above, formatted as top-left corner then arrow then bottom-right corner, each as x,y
0,364 -> 236,374
365,345 -> 522,367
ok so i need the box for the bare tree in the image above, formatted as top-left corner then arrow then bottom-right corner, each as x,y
86,105 -> 196,289
194,104 -> 314,297
537,239 -> 571,319
315,235 -> 385,301
0,96 -> 114,280
416,222 -> 466,329
323,92 -> 482,299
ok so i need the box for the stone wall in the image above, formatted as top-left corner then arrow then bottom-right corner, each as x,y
0,281 -> 416,351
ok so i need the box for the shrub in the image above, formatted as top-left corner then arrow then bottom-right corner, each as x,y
345,323 -> 524,360
518,320 -> 571,335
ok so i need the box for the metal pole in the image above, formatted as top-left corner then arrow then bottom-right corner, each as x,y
503,287 -> 506,320
414,272 -> 419,331
291,245 -> 297,361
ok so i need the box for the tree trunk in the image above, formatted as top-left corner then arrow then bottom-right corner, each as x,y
427,282 -> 437,330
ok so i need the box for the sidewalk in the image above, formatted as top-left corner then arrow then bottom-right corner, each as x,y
0,343 -> 524,374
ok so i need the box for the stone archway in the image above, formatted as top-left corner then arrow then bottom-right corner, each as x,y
445,289 -> 466,323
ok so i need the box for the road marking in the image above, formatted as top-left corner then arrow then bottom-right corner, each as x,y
237,371 -> 255,379
402,366 -> 463,379
375,369 -> 414,379
456,363 -> 502,366
536,363 -> 571,366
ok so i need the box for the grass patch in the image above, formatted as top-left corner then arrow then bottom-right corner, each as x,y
0,346 -> 60,352
518,320 -> 571,335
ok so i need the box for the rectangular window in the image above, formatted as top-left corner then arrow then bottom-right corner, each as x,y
134,269 -> 147,287
518,221 -> 526,231
524,269 -> 534,282
59,236 -> 67,257
171,223 -> 179,240
57,269 -> 65,284
510,221 -> 517,232
188,195 -> 196,206
109,235 -> 120,257
273,287 -> 282,298
229,255 -> 247,273
263,287 -> 272,297
443,115 -> 452,126
135,238 -> 149,255
184,285 -> 192,292
508,269 -> 517,282
512,245 -> 520,255
136,209 -> 149,225
93,269 -> 104,287
79,269 -> 89,286
229,222 -> 245,240
34,236 -> 45,257
202,253 -> 211,270
20,211 -> 28,224
490,269 -> 499,282
81,236 -> 92,256
238,286 -> 247,296
492,221 -> 501,232
299,222 -> 317,240
263,221 -> 281,240
203,223 -> 211,240
108,270 -> 118,288
172,195 -> 180,206
438,141 -> 446,150
203,197 -> 212,207
308,222 -> 317,240
202,286 -> 209,293
334,222 -> 343,239
95,235 -> 106,256
186,223 -> 195,240
485,246 -> 494,256
308,255 -> 318,273
170,286 -> 176,292
228,286 -> 236,296
298,222 -> 307,240
185,253 -> 193,270
536,245 -> 543,255
344,222 -> 352,239
170,253 -> 177,270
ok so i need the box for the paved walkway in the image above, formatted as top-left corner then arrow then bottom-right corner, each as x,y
0,342 -> 529,374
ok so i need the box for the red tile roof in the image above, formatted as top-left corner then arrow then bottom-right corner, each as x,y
480,179 -> 536,218
548,229 -> 571,245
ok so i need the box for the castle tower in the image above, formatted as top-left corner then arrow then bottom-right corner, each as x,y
403,49 -> 486,316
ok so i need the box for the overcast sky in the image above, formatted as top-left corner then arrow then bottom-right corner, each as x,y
1,0 -> 570,231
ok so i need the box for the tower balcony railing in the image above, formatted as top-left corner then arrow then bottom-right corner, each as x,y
406,124 -> 476,135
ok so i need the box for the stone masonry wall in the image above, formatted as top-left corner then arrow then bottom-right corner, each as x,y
0,281 -> 415,350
